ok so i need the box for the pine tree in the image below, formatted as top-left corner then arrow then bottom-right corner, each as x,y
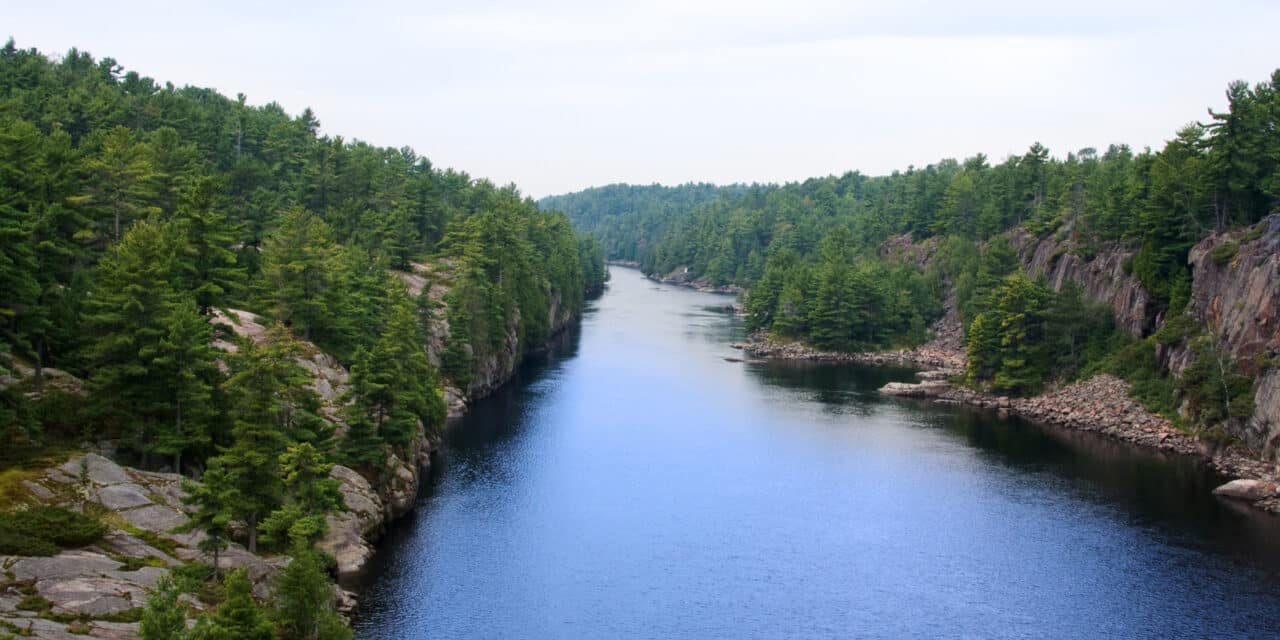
83,219 -> 189,460
174,176 -> 244,313
188,570 -> 275,640
261,207 -> 338,341
151,299 -> 220,473
74,125 -> 160,244
992,274 -> 1050,395
261,442 -> 345,550
179,461 -> 235,574
139,575 -> 187,640
965,312 -> 1000,387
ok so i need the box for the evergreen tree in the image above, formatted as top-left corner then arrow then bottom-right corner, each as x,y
261,207 -> 338,341
273,546 -> 353,640
83,219 -> 193,460
174,176 -> 244,313
179,461 -> 235,574
139,575 -> 187,640
992,274 -> 1050,395
74,125 -> 159,243
188,570 -> 275,640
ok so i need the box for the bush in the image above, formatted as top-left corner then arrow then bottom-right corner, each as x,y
0,506 -> 106,555
1209,241 -> 1239,266
0,528 -> 58,556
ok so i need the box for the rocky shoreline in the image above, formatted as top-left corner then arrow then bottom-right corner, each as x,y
731,331 -> 965,370
736,333 -> 1280,514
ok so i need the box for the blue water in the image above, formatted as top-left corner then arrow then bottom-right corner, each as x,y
354,266 -> 1280,639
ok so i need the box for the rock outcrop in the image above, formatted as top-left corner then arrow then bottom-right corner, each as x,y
649,266 -> 741,294
1176,215 -> 1280,456
1007,228 -> 1153,335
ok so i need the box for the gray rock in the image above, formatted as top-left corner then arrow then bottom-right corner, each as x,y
10,551 -> 122,581
22,480 -> 56,501
10,617 -> 86,640
120,504 -> 187,533
85,621 -> 142,640
96,483 -> 153,510
96,532 -> 179,566
38,577 -> 141,615
58,453 -> 129,486
1213,478 -> 1280,501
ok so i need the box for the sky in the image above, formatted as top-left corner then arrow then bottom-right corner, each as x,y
7,1 -> 1280,198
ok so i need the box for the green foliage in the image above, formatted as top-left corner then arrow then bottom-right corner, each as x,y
1179,335 -> 1256,430
272,546 -> 353,640
178,462 -> 235,571
188,570 -> 274,640
1208,241 -> 1239,266
139,576 -> 187,640
0,506 -> 106,555
1085,336 -> 1182,422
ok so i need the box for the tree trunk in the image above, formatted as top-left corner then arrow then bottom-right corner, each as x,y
248,511 -> 257,553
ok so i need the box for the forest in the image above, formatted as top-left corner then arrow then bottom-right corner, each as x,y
549,70 -> 1279,428
0,40 -> 605,639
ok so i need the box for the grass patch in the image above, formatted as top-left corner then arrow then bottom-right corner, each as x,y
108,554 -> 167,571
0,469 -> 39,511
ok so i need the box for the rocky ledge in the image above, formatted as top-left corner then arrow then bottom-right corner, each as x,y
732,332 -> 966,370
881,373 -> 1280,513
0,453 -> 292,639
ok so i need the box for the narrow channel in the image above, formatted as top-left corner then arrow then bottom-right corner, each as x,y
355,266 -> 1280,639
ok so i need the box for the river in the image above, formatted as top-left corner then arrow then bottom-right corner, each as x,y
354,266 -> 1280,639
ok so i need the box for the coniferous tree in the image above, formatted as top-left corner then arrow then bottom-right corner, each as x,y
188,570 -> 275,640
139,575 -> 187,640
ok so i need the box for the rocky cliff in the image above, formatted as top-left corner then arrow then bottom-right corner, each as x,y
395,260 -> 579,417
1174,215 -> 1280,456
1007,228 -> 1153,335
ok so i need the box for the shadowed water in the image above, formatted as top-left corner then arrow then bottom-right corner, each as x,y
354,266 -> 1280,639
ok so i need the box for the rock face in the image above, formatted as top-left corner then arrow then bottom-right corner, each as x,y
1008,228 -> 1153,335
1177,215 -> 1280,456
210,308 -> 351,424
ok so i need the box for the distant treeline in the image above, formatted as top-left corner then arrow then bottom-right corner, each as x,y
548,70 -> 1280,428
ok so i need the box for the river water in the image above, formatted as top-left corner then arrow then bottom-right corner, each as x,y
354,266 -> 1280,639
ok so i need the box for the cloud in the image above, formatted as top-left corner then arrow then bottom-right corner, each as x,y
6,0 -> 1279,196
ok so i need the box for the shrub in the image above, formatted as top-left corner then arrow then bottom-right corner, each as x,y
0,528 -> 58,556
1209,241 -> 1238,266
0,505 -> 106,555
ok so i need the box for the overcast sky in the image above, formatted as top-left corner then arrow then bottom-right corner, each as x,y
8,1 -> 1279,198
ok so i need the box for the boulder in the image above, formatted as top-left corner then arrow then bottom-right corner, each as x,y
58,453 -> 128,486
1212,479 -> 1280,501
119,504 -> 188,534
96,483 -> 153,510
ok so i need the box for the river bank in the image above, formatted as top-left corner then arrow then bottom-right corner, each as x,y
735,331 -> 1280,514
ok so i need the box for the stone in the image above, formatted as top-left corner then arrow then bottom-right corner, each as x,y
58,453 -> 129,486
85,621 -> 142,640
96,531 -> 179,565
38,577 -> 141,616
335,587 -> 359,614
10,552 -> 123,581
119,504 -> 188,533
95,483 -> 153,510
1212,479 -> 1280,501
21,480 -> 56,501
